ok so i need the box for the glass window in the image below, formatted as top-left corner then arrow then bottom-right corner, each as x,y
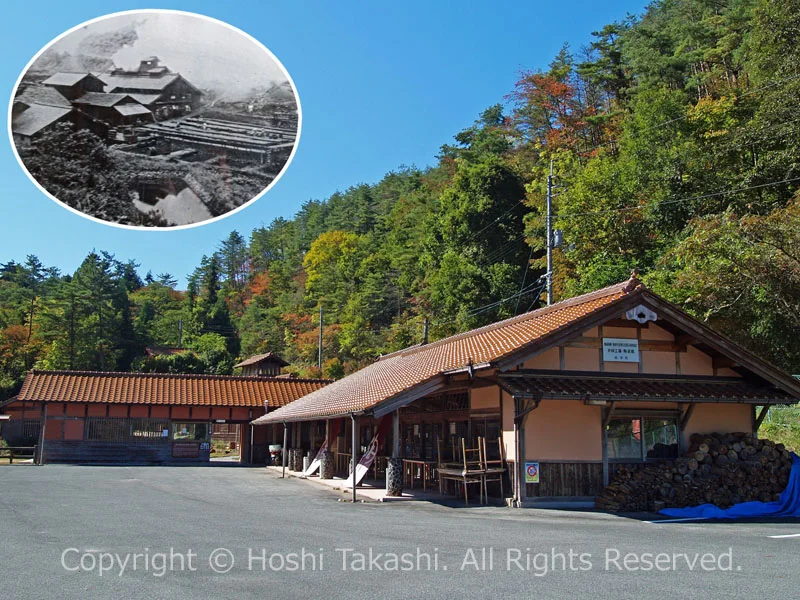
607,417 -> 679,460
607,418 -> 642,459
172,422 -> 210,441
644,418 -> 679,459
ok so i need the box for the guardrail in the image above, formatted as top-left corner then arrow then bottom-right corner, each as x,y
0,446 -> 38,464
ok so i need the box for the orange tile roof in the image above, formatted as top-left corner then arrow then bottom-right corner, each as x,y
254,280 -> 639,424
15,371 -> 332,409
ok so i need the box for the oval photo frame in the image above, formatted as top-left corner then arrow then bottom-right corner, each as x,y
8,9 -> 302,230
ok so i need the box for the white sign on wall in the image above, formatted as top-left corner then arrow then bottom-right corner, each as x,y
603,338 -> 640,363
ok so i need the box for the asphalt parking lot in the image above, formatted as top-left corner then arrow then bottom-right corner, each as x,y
1,465 -> 798,599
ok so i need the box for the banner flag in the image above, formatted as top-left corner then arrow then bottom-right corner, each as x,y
302,418 -> 343,477
344,416 -> 392,488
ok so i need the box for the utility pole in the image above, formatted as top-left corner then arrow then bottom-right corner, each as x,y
422,317 -> 429,345
318,305 -> 323,370
546,160 -> 554,306
178,319 -> 183,348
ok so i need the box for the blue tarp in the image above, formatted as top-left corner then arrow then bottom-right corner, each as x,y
660,453 -> 800,519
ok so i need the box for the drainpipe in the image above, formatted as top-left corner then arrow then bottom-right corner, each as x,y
282,422 -> 288,478
513,394 -> 540,508
351,413 -> 358,504
513,413 -> 524,507
249,424 -> 254,465
38,403 -> 48,465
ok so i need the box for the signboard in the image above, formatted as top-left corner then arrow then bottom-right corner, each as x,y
172,442 -> 200,458
602,338 -> 640,363
525,462 -> 540,484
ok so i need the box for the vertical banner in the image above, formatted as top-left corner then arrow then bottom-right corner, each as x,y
344,416 -> 392,488
303,418 -> 342,477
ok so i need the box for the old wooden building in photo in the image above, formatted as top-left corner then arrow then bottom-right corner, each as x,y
1,371 -> 329,465
99,57 -> 204,119
253,276 -> 800,505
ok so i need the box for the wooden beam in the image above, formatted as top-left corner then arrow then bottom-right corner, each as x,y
565,338 -> 686,352
601,402 -> 616,487
602,401 -> 617,427
713,356 -> 739,370
601,318 -> 645,329
679,403 -> 695,431
754,406 -> 770,431
676,334 -> 697,347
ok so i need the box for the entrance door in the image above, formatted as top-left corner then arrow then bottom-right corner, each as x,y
210,423 -> 241,461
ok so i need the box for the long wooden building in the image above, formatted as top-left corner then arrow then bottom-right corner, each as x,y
252,275 -> 800,504
1,371 -> 330,465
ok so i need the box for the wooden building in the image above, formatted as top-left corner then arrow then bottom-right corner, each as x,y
0,371 -> 330,465
234,352 -> 290,377
252,276 -> 800,505
99,58 -> 203,119
11,85 -> 75,143
41,72 -> 106,101
72,92 -> 154,127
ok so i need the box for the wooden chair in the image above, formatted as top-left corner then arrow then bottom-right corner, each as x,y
437,438 -> 485,506
480,437 -> 506,503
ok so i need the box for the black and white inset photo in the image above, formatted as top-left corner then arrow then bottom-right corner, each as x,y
9,10 -> 301,228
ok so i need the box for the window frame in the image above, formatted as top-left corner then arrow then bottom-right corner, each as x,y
171,422 -> 211,442
606,411 -> 680,463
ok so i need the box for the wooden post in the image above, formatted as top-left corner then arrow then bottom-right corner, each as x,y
601,424 -> 609,487
513,395 -> 522,507
392,410 -> 401,459
753,405 -> 770,434
601,402 -> 616,486
678,403 -> 695,451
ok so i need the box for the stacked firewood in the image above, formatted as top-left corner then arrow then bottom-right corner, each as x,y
595,432 -> 793,512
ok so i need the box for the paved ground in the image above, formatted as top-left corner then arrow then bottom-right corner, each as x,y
1,465 -> 798,599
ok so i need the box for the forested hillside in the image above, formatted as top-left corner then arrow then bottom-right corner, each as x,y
2,0 -> 799,400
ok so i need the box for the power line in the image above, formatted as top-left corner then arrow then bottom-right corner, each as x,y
544,176 -> 800,222
514,244 -> 534,314
578,71 -> 800,156
461,198 -> 528,246
431,277 -> 547,327
466,80 -> 800,260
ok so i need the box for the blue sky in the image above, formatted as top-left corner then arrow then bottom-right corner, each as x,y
0,0 -> 647,285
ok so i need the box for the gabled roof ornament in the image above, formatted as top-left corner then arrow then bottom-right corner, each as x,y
622,269 -> 645,294
626,304 -> 658,324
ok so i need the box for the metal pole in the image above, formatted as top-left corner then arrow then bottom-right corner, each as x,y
513,417 -> 519,506
351,413 -> 358,503
249,424 -> 254,465
37,403 -> 48,465
318,305 -> 323,370
546,160 -> 554,306
282,422 -> 288,478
